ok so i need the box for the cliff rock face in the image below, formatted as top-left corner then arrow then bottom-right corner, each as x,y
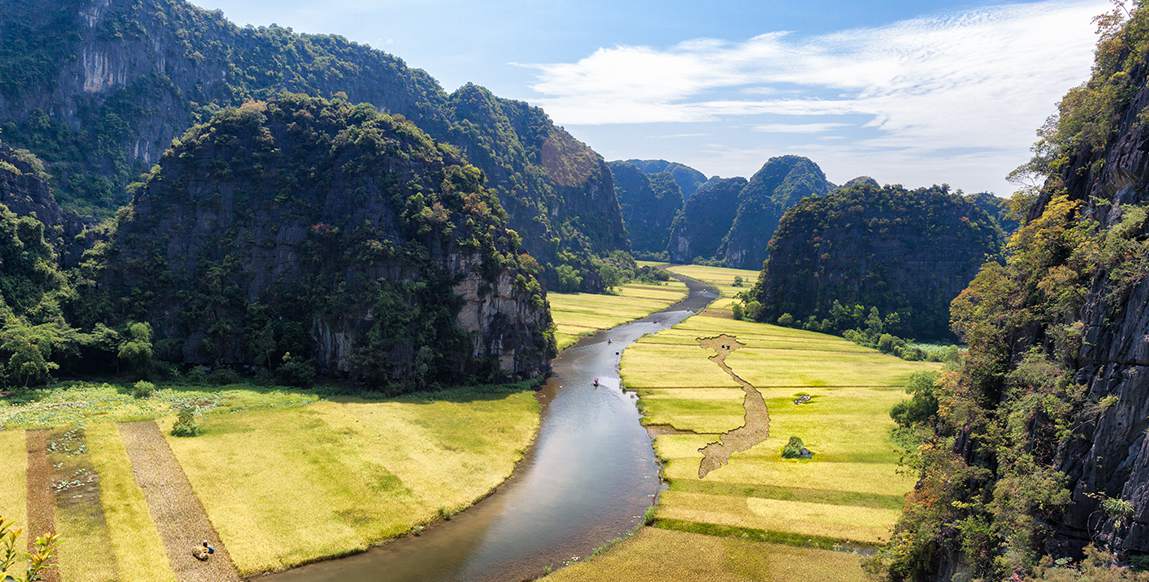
90,95 -> 554,385
620,159 -> 708,200
0,144 -> 63,233
719,155 -> 832,269
608,161 -> 684,254
754,183 -> 1001,340
0,0 -> 626,290
1032,61 -> 1149,559
666,177 -> 745,263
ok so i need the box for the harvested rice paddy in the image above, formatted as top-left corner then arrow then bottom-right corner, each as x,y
1,382 -> 541,579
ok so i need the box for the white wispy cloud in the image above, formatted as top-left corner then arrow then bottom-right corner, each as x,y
521,0 -> 1106,193
754,122 -> 849,134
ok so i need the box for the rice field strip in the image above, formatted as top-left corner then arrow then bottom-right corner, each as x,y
628,384 -> 905,390
696,334 -> 771,479
651,518 -> 879,554
634,342 -> 874,354
25,430 -> 59,582
668,479 -> 905,510
119,421 -> 240,582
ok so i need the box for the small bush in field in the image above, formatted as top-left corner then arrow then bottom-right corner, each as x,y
131,380 -> 156,399
171,404 -> 201,437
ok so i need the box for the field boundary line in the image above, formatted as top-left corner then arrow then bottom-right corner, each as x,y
119,421 -> 240,582
652,518 -> 879,554
25,430 -> 59,582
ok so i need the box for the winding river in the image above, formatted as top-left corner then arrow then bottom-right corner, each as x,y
260,274 -> 716,582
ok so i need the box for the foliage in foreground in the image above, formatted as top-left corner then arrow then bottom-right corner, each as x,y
870,3 -> 1149,578
0,516 -> 58,582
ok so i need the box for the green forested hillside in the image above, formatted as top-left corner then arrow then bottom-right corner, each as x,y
609,161 -> 684,255
874,5 -> 1149,579
0,0 -> 626,290
666,177 -> 746,263
620,159 -> 708,200
719,156 -> 833,269
58,94 -> 552,388
752,182 -> 1001,340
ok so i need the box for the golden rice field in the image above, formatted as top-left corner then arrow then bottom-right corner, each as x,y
0,430 -> 27,551
0,383 -> 541,579
664,264 -> 758,315
549,279 -> 688,349
631,317 -> 938,546
544,527 -> 864,582
549,264 -> 941,581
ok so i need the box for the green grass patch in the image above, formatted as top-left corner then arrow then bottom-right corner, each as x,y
669,478 -> 905,510
652,518 -> 876,552
1,382 -> 319,429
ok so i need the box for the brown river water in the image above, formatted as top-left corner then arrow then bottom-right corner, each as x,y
258,275 -> 716,582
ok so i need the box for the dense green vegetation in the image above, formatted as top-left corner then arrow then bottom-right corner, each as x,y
871,4 -> 1149,579
618,159 -> 708,200
608,161 -> 684,256
75,94 -> 552,387
719,156 -> 833,269
752,182 -> 1002,340
0,0 -> 626,290
666,177 -> 746,263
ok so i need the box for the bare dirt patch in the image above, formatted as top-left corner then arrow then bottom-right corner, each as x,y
119,421 -> 239,582
25,429 -> 59,582
696,334 -> 771,479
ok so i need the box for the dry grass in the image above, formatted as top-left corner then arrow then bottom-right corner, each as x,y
165,386 -> 541,575
0,430 -> 27,551
541,526 -> 865,582
85,423 -> 177,582
550,280 -> 688,349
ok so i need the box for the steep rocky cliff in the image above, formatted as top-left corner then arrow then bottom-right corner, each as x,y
719,155 -> 833,269
620,159 -> 708,200
875,8 -> 1149,578
0,144 -> 65,238
753,182 -> 1001,340
666,176 -> 746,263
608,161 -> 684,254
0,0 -> 626,290
85,95 -> 553,387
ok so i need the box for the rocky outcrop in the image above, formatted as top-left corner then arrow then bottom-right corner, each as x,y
1031,60 -> 1149,560
0,0 -> 627,290
620,159 -> 708,200
608,161 -> 684,254
753,182 -> 1002,340
0,142 -> 86,254
0,144 -> 62,232
666,177 -> 745,263
718,156 -> 833,269
90,95 -> 554,386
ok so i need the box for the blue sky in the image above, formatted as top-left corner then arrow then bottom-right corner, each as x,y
190,0 -> 1106,194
